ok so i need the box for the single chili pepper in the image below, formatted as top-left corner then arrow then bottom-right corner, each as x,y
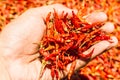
80,24 -> 92,32
62,12 -> 68,23
45,12 -> 55,36
51,67 -> 56,78
46,12 -> 51,23
55,69 -> 59,79
57,60 -> 65,70
45,35 -> 64,43
44,52 -> 58,61
71,11 -> 81,28
54,9 -> 65,34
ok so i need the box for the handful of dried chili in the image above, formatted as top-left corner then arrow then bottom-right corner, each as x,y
38,10 -> 110,80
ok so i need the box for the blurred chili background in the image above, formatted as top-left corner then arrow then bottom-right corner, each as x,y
0,0 -> 120,80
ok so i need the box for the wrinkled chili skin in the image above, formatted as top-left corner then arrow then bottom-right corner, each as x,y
39,11 -> 110,80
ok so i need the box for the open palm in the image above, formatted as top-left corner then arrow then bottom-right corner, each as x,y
0,4 -> 118,80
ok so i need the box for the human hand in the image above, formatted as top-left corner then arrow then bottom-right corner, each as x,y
0,4 -> 118,80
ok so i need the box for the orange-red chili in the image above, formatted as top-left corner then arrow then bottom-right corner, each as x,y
39,10 -> 110,80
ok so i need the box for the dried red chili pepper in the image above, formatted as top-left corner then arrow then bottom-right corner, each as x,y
71,11 -> 81,28
54,10 -> 65,34
0,1 -> 120,80
38,10 -> 111,80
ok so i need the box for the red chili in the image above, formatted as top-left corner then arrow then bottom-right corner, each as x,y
54,10 -> 65,34
39,10 -> 111,80
71,11 -> 81,28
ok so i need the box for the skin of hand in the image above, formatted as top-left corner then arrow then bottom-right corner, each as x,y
0,4 -> 118,80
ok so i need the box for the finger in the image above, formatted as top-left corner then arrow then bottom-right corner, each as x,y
101,22 -> 115,33
85,12 -> 114,33
82,36 -> 118,59
85,12 -> 107,24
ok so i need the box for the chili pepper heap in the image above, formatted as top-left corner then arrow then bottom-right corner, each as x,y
38,10 -> 110,80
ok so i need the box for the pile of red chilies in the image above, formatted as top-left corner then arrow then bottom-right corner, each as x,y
39,10 -> 110,80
